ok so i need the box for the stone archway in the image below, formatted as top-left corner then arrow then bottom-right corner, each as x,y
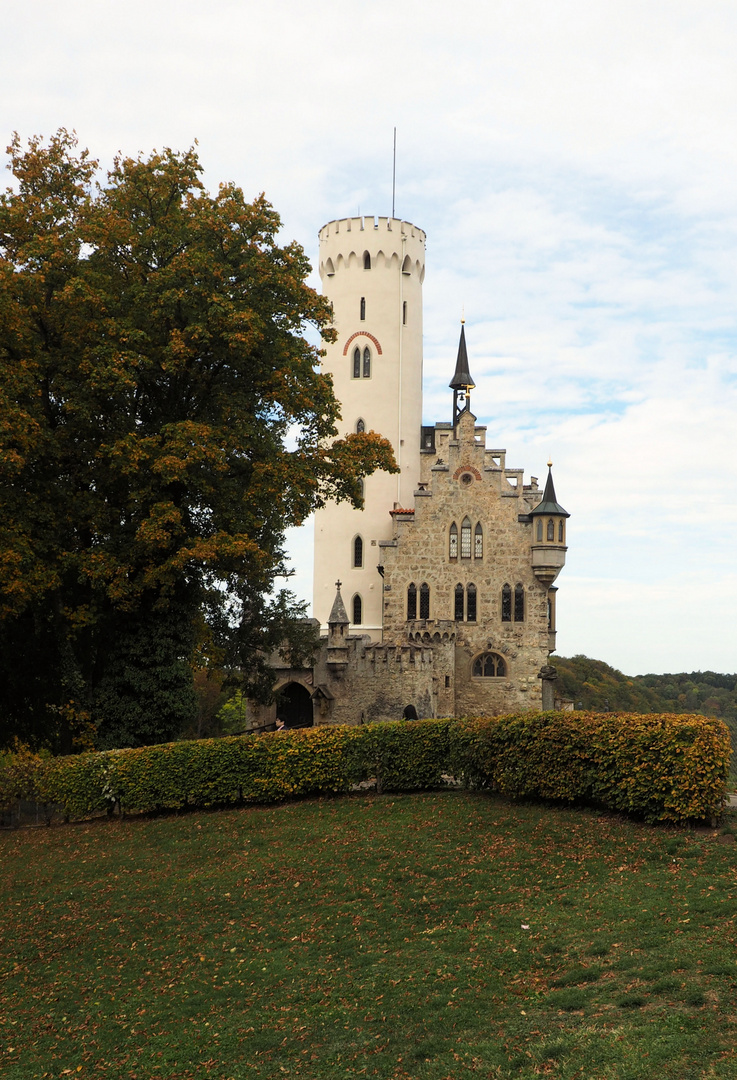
274,682 -> 314,729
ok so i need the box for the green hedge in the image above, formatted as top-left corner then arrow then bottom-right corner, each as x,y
450,712 -> 731,823
1,711 -> 730,825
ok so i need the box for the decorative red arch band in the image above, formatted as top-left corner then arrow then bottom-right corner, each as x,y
342,331 -> 383,356
453,465 -> 482,481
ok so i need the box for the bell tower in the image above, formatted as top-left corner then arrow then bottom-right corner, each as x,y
313,216 -> 426,638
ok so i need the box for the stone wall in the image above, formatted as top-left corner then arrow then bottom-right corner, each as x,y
380,409 -> 552,716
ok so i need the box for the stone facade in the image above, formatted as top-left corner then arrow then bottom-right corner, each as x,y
380,409 -> 557,716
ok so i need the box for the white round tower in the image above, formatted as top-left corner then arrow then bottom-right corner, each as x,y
313,215 -> 426,638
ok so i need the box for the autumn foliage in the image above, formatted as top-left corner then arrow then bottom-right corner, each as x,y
0,132 -> 397,750
2,712 -> 730,825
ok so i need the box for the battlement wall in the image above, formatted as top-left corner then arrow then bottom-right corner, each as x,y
319,216 -> 426,279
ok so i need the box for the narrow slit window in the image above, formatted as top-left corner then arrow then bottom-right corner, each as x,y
449,522 -> 458,560
363,251 -> 371,269
363,346 -> 371,378
402,300 -> 407,325
514,583 -> 525,622
558,520 -> 564,543
502,583 -> 512,622
419,582 -> 430,620
454,583 -> 464,621
474,522 -> 483,559
353,347 -> 361,379
353,535 -> 363,568
352,594 -> 362,625
407,582 -> 417,620
360,296 -> 366,320
461,517 -> 472,559
466,583 -> 477,622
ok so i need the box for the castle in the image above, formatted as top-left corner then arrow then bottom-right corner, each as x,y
248,217 -> 569,729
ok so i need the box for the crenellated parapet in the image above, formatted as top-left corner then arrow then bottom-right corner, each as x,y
318,217 -> 426,282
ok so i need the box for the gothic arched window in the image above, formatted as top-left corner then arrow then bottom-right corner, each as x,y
407,582 -> 417,620
472,652 -> 507,678
514,583 -> 525,622
362,346 -> 371,378
449,522 -> 458,560
352,594 -> 362,625
353,346 -> 361,379
363,251 -> 371,270
461,517 -> 472,559
454,583 -> 464,621
353,535 -> 363,568
419,582 -> 430,620
536,519 -> 543,542
360,296 -> 366,320
547,518 -> 555,542
467,583 -> 477,622
356,418 -> 365,433
502,583 -> 512,622
474,522 -> 483,559
558,520 -> 565,543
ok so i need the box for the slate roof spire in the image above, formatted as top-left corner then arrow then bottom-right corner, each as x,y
530,463 -> 570,518
450,320 -> 475,425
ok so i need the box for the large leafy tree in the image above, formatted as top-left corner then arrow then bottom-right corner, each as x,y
0,131 -> 396,751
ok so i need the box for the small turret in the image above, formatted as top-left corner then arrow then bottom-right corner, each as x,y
326,580 -> 350,669
449,321 -> 475,426
530,463 -> 570,587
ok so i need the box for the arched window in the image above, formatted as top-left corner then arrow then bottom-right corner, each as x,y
472,652 -> 507,678
547,518 -> 555,541
356,418 -> 365,433
363,251 -> 371,270
474,522 -> 483,559
352,594 -> 362,625
353,346 -> 361,379
419,582 -> 430,620
363,347 -> 371,378
407,582 -> 417,620
402,254 -> 411,275
467,583 -> 477,622
449,522 -> 458,560
536,519 -> 543,542
558,520 -> 565,543
360,296 -> 366,320
357,478 -> 364,500
353,535 -> 363,568
454,583 -> 464,621
461,517 -> 472,559
501,583 -> 512,622
514,583 -> 525,622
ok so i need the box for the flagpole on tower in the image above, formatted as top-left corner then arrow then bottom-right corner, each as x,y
392,127 -> 396,219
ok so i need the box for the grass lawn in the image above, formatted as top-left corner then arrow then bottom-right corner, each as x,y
2,792 -> 737,1080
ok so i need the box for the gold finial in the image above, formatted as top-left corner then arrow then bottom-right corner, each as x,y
461,305 -> 465,325
547,458 -> 553,469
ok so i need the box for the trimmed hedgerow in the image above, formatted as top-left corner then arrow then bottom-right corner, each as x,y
348,719 -> 452,793
449,711 -> 731,824
1,711 -> 730,825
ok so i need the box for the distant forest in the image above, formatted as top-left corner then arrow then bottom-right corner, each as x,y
554,655 -> 737,722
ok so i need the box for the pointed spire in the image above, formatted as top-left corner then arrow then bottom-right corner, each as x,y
531,465 -> 570,518
327,580 -> 349,625
449,322 -> 475,391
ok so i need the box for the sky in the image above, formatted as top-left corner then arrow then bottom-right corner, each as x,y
4,0 -> 737,675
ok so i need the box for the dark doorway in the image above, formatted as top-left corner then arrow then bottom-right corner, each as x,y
274,682 -> 314,729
